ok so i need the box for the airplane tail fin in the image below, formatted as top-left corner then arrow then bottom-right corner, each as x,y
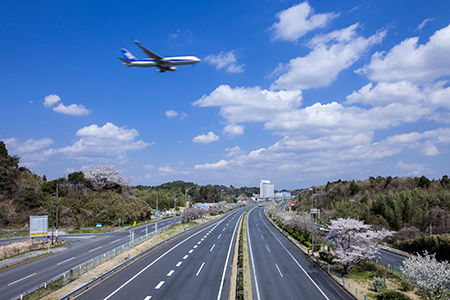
120,49 -> 137,61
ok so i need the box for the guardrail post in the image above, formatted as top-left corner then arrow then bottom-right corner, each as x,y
343,277 -> 345,286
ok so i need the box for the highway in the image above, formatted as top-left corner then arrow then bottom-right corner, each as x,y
75,208 -> 246,300
247,206 -> 353,300
0,217 -> 182,300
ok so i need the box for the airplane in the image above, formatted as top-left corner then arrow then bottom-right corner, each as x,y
118,39 -> 201,72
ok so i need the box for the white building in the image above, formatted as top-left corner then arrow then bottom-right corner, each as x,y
260,180 -> 274,199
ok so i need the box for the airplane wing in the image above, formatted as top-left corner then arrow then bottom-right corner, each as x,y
133,39 -> 164,61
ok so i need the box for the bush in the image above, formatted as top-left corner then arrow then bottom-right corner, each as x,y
370,277 -> 387,293
319,251 -> 337,264
376,290 -> 411,300
401,280 -> 414,292
313,243 -> 321,252
303,241 -> 311,248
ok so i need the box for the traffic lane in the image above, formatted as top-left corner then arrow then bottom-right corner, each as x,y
247,207 -> 300,300
249,207 -> 331,300
76,209 -> 245,300
0,218 -> 182,299
377,249 -> 406,271
150,209 -> 244,300
255,207 -> 353,300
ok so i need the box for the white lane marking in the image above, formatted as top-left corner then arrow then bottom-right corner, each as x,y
194,245 -> 198,248
210,244 -> 215,252
144,296 -> 152,300
261,235 -> 264,239
275,263 -> 283,277
8,273 -> 36,286
183,255 -> 189,259
155,281 -> 165,289
218,234 -> 221,239
196,262 -> 205,276
189,249 -> 193,253
217,212 -> 244,300
167,270 -> 175,276
266,245 -> 271,252
201,238 -> 204,241
247,209 -> 261,300
223,228 -> 226,231
102,218 -> 227,300
110,238 -> 121,244
88,246 -> 102,253
176,261 -> 182,267
197,241 -> 201,245
57,256 -> 75,266
259,209 -> 330,300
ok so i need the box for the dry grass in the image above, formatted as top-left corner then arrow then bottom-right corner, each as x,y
0,239 -> 50,260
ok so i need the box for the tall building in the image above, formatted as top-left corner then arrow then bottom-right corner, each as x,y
260,180 -> 274,199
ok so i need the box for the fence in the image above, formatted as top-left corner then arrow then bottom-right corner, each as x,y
9,220 -> 183,300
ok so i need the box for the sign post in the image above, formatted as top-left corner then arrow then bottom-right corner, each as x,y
30,216 -> 48,238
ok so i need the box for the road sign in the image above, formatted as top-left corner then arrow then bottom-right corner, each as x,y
30,216 -> 48,237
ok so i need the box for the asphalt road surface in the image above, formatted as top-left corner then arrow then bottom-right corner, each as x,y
247,206 -> 353,300
75,208 -> 247,300
1,217 -> 182,300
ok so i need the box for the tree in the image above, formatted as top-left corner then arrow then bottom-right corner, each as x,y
326,218 -> 394,273
68,171 -> 86,187
400,251 -> 450,300
0,141 -> 8,158
84,165 -> 130,190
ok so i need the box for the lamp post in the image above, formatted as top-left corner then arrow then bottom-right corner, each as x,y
309,187 -> 314,255
185,188 -> 191,230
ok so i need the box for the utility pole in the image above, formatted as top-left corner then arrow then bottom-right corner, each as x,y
309,187 -> 314,256
51,193 -> 55,245
122,186 -> 124,227
56,183 -> 59,243
150,189 -> 152,220
174,192 -> 177,215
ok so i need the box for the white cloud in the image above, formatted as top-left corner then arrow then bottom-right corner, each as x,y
271,24 -> 386,90
159,166 -> 174,173
223,124 -> 244,138
193,85 -> 302,123
204,51 -> 244,73
43,94 -> 90,116
417,18 -> 436,31
397,161 -> 430,176
225,146 -> 244,157
192,131 -> 219,144
53,103 -> 90,116
51,122 -> 151,160
43,94 -> 61,107
346,81 -> 426,106
165,110 -> 179,118
194,159 -> 229,170
270,1 -> 339,41
359,23 -> 450,84
3,137 -> 54,167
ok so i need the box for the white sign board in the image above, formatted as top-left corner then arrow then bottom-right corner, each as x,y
30,216 -> 48,237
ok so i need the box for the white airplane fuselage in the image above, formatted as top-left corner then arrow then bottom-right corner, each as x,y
118,41 -> 201,72
125,56 -> 201,68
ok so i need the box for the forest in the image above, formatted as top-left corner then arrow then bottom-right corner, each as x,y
0,141 -> 256,229
294,175 -> 450,260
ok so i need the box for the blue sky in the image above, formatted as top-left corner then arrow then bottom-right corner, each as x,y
2,1 -> 450,190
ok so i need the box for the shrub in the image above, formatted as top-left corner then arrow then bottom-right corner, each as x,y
376,290 -> 411,300
401,280 -> 414,292
370,277 -> 387,293
319,251 -> 337,264
303,241 -> 311,248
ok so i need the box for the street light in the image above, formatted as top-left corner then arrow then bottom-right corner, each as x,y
309,187 -> 314,256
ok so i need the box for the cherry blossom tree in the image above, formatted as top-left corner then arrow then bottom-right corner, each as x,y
400,251 -> 450,300
84,165 -> 130,190
326,218 -> 394,273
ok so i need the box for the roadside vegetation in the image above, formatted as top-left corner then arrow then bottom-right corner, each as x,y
0,141 -> 255,232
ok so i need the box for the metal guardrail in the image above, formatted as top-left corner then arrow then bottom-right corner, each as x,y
9,220 -> 183,300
